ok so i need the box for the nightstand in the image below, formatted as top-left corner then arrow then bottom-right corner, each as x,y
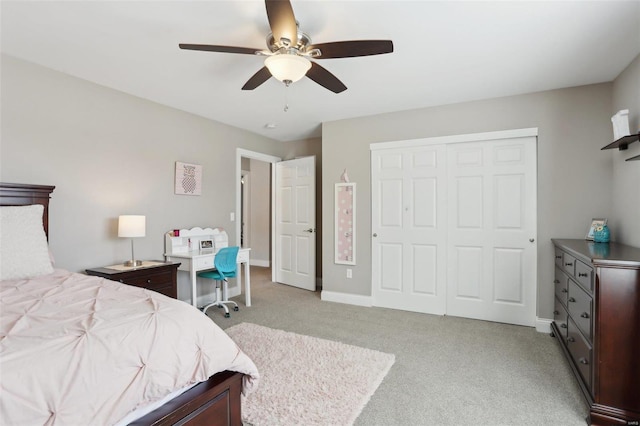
86,261 -> 181,299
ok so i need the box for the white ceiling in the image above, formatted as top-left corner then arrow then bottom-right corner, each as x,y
2,1 -> 639,142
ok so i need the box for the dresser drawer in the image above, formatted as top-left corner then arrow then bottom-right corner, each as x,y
574,260 -> 593,292
567,280 -> 593,341
554,268 -> 569,306
567,317 -> 592,392
554,248 -> 564,268
553,297 -> 569,340
562,253 -> 576,276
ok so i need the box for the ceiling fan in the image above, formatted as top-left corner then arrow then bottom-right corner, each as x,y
179,0 -> 393,94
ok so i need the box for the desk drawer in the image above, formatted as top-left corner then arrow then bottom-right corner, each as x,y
237,250 -> 249,263
194,256 -> 215,270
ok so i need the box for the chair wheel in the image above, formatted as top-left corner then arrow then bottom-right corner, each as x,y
224,313 -> 230,318
234,306 -> 239,311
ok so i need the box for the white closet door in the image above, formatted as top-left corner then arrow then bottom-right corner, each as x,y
371,145 -> 447,314
446,137 -> 537,326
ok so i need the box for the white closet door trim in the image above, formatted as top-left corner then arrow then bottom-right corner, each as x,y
370,128 -> 538,151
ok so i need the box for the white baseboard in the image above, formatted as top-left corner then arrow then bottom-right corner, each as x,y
250,259 -> 270,267
535,317 -> 552,333
321,290 -> 372,307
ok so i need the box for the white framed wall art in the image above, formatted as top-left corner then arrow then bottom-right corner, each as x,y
175,161 -> 202,196
335,182 -> 356,265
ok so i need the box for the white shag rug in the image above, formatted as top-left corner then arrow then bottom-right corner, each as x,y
225,323 -> 395,426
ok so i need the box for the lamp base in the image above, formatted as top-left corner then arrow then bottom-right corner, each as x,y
124,260 -> 143,267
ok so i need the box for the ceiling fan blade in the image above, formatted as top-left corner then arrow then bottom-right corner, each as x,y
309,40 -> 394,59
265,0 -> 298,46
306,62 -> 347,94
179,44 -> 260,55
242,66 -> 272,90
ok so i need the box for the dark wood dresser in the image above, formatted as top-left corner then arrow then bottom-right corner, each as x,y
551,239 -> 640,425
86,261 -> 180,299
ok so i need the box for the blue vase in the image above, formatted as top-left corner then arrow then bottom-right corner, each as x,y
593,225 -> 610,243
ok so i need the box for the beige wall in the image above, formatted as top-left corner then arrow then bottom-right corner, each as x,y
0,55 -> 287,280
322,83 -> 615,320
611,54 -> 640,247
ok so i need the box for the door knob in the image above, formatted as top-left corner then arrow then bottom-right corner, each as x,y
529,238 -> 535,242
303,228 -> 315,233
373,233 -> 378,237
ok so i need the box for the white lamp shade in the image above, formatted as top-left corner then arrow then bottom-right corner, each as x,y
264,54 -> 311,83
118,215 -> 146,238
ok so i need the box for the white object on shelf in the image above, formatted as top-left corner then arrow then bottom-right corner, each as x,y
611,109 -> 630,140
165,227 -> 228,254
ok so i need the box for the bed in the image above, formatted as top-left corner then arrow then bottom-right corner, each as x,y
0,183 -> 259,426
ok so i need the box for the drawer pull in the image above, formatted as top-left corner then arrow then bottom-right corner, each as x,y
147,279 -> 151,284
560,323 -> 567,329
561,289 -> 568,293
555,255 -> 562,259
578,273 -> 588,278
567,337 -> 575,343
568,297 -> 576,303
565,262 -> 573,266
553,279 -> 560,284
553,310 -> 559,315
580,312 -> 590,319
579,358 -> 589,365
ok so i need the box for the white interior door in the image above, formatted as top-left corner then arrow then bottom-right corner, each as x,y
371,145 -> 447,314
447,137 -> 537,326
275,156 -> 316,291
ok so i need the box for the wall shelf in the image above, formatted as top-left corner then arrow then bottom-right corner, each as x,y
601,133 -> 640,151
625,154 -> 640,161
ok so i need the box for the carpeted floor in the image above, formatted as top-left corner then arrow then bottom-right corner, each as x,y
209,266 -> 588,426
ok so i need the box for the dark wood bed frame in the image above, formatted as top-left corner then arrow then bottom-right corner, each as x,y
0,182 -> 244,426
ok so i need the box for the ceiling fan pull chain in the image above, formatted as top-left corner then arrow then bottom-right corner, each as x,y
283,84 -> 289,112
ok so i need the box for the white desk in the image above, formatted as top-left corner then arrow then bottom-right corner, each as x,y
164,248 -> 251,308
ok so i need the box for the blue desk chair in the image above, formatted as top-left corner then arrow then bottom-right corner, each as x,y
197,246 -> 240,318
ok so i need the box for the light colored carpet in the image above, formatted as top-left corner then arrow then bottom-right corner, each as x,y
226,322 -> 395,426
214,267 -> 588,425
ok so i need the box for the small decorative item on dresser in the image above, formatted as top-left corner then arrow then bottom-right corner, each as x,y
585,218 -> 607,241
593,224 -> 610,243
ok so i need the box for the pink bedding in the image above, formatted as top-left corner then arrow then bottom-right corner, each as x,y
0,269 -> 259,425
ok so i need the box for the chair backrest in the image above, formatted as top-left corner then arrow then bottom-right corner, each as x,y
214,246 -> 239,278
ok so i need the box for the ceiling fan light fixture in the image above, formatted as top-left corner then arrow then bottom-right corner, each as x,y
264,54 -> 311,83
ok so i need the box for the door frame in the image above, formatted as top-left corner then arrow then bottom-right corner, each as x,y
236,149 -> 281,282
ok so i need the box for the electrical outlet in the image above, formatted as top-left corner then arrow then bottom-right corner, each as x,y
346,269 -> 352,278
230,212 -> 235,221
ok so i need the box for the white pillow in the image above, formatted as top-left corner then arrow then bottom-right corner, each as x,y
0,204 -> 54,280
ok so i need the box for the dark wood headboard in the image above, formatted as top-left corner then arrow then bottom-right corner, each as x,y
0,183 -> 56,238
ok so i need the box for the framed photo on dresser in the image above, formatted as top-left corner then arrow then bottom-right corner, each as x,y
585,218 -> 607,240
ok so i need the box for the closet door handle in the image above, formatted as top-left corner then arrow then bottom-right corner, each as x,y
580,312 -> 590,319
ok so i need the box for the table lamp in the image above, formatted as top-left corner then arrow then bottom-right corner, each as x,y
118,215 -> 145,267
